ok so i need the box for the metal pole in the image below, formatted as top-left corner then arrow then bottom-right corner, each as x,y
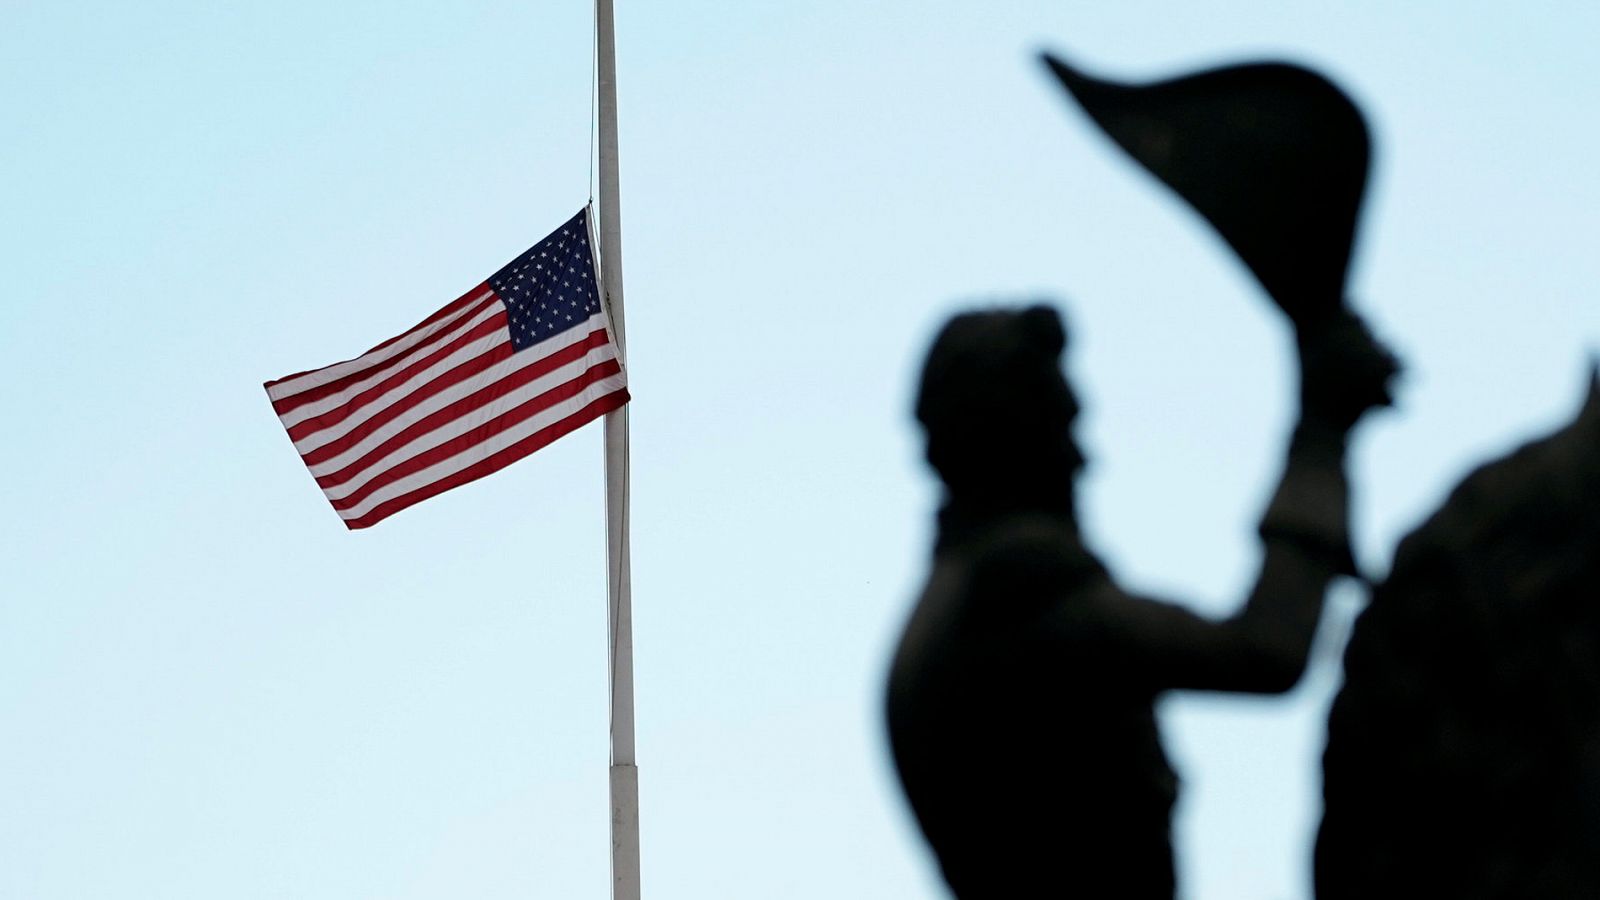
596,0 -> 639,898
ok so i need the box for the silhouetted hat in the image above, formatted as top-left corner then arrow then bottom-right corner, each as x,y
1043,53 -> 1371,324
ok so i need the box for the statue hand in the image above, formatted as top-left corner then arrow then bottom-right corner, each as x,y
1296,308 -> 1402,433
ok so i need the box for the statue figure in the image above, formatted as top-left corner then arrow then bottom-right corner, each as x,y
1317,372 -> 1600,899
886,55 -> 1399,897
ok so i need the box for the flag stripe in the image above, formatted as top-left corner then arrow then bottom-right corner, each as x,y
266,286 -> 494,403
324,362 -> 624,509
302,326 -> 613,473
274,295 -> 503,420
293,312 -> 608,455
277,299 -> 504,425
333,370 -> 629,521
359,282 -> 496,357
285,308 -> 509,440
311,345 -> 620,489
299,343 -> 508,462
339,389 -> 629,530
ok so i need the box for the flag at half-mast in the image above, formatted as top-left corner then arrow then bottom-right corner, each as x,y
265,206 -> 629,529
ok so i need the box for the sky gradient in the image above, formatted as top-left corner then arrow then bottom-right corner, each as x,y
4,3 -> 1597,898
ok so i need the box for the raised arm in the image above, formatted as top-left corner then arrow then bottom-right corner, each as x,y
1081,310 -> 1399,694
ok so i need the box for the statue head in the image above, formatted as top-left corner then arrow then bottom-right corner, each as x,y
915,305 -> 1084,512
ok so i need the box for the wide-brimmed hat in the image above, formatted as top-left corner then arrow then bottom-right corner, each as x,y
1043,53 -> 1371,325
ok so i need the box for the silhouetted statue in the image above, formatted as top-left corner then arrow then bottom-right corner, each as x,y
886,56 -> 1398,898
1317,372 -> 1600,900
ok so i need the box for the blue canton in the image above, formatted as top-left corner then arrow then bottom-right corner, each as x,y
488,208 -> 604,351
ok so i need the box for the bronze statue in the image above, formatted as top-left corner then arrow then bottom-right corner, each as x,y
885,56 -> 1399,897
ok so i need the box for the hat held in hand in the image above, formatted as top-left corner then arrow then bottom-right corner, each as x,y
1044,53 -> 1371,325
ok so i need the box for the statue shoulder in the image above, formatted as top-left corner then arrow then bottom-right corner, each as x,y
964,514 -> 1107,600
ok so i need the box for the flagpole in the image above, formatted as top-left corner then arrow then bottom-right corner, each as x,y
595,0 -> 640,898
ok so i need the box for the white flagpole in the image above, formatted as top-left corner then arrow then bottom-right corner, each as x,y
595,1 -> 640,899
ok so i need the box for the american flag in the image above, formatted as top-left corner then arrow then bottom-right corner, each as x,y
265,207 -> 629,530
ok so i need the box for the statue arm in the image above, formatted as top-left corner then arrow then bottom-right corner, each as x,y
1083,310 -> 1397,694
1087,422 -> 1350,694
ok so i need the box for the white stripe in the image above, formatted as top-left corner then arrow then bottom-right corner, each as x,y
267,290 -> 495,401
290,312 -> 610,452
334,372 -> 629,522
289,321 -> 505,448
319,352 -> 620,501
278,302 -> 505,430
307,341 -> 618,479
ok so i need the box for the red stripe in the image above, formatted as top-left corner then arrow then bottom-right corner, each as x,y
303,327 -> 615,471
284,310 -> 510,441
299,345 -> 516,466
361,282 -> 493,356
314,355 -> 619,492
273,295 -> 502,417
265,282 -> 492,390
272,293 -> 500,415
342,389 -> 630,530
328,363 -> 628,512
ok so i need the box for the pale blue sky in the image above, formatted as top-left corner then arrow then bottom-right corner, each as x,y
3,3 -> 1597,898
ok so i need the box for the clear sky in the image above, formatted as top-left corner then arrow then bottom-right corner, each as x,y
3,2 -> 1596,898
